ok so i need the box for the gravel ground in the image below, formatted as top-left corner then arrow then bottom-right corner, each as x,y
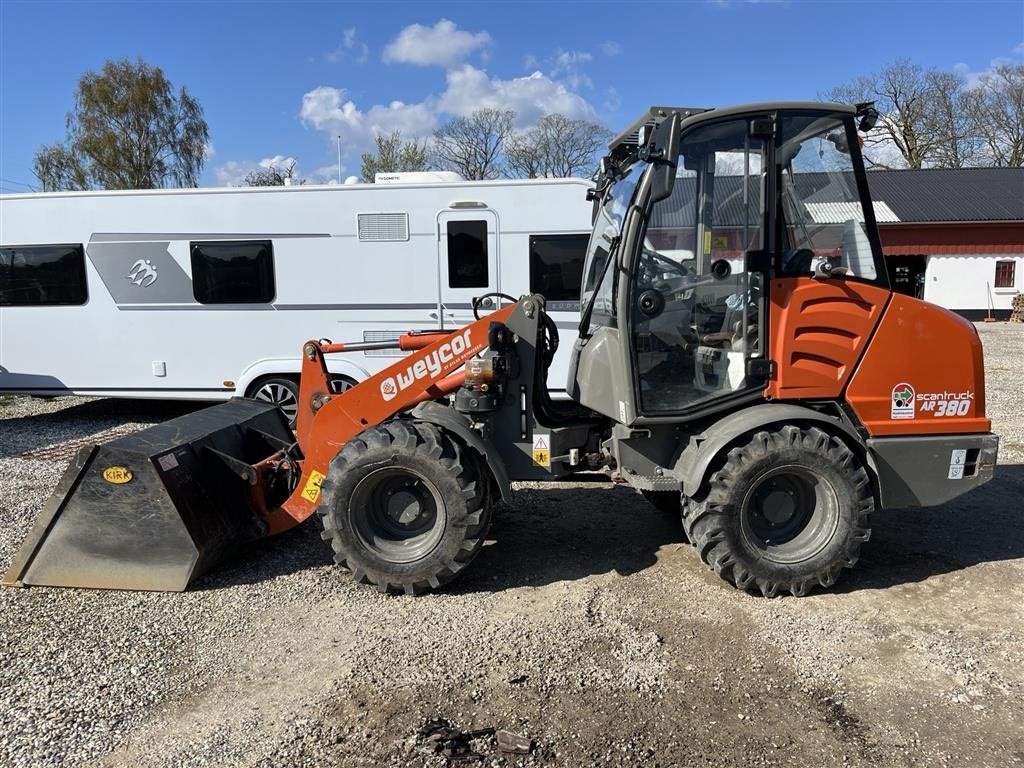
0,323 -> 1022,768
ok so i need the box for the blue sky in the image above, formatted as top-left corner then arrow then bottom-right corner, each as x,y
1,0 -> 1021,191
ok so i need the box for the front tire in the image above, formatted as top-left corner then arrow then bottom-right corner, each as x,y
682,426 -> 873,597
317,420 -> 489,594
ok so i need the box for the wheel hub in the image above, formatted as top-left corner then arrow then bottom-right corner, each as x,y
740,466 -> 840,565
351,468 -> 446,563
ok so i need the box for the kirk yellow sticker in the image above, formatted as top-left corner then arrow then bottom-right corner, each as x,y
301,470 -> 326,503
102,466 -> 133,484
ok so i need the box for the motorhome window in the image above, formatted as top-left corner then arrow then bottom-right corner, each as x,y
529,234 -> 589,302
0,244 -> 87,306
447,220 -> 488,288
190,240 -> 275,304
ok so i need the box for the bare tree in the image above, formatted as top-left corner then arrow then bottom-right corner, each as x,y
962,63 -> 1024,167
360,130 -> 429,181
34,58 -> 209,190
922,70 -> 977,168
243,160 -> 304,187
822,59 -> 965,169
506,114 -> 612,178
431,109 -> 514,180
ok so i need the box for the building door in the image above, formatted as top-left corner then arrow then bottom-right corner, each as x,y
887,255 -> 927,298
437,211 -> 499,328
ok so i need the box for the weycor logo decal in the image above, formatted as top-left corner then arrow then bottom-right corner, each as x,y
126,259 -> 159,287
380,329 -> 472,402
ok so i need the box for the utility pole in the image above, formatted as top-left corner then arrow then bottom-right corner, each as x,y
336,136 -> 342,183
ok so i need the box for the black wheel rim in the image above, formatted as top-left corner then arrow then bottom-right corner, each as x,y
740,466 -> 839,564
350,467 -> 446,563
253,381 -> 298,424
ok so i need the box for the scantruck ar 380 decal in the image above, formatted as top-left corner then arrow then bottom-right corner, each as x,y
891,383 -> 976,420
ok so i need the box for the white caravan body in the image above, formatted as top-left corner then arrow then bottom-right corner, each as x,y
0,177 -> 593,407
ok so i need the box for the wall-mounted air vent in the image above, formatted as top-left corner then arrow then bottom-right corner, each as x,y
357,213 -> 409,242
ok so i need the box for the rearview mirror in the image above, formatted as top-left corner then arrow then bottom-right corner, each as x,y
857,105 -> 879,132
649,113 -> 681,204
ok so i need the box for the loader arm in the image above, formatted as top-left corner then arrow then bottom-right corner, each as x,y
266,301 -> 519,533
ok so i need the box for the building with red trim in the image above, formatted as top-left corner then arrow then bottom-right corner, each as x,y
866,168 -> 1024,319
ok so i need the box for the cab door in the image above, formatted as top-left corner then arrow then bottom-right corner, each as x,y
437,210 -> 499,328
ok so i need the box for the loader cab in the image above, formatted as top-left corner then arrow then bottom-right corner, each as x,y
569,103 -> 887,423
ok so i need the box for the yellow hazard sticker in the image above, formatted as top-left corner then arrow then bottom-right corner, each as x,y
301,470 -> 326,503
704,230 -> 713,253
532,434 -> 550,468
102,466 -> 133,484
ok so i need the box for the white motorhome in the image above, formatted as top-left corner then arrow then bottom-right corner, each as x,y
0,174 -> 593,421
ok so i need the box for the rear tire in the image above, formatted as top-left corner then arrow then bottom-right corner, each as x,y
682,426 -> 873,597
317,419 -> 489,594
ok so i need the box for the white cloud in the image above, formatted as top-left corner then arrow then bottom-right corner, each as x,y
312,163 -> 343,183
203,142 -> 216,160
213,155 -> 303,186
213,161 -> 251,186
259,155 -> 296,170
300,86 -> 438,151
438,65 -> 597,126
600,40 -> 621,57
551,50 -> 594,90
954,44 -> 1024,89
603,86 -> 622,113
382,19 -> 491,68
326,27 -> 369,64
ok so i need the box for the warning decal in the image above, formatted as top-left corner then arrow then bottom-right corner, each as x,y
532,434 -> 551,468
948,449 -> 967,480
301,470 -> 326,503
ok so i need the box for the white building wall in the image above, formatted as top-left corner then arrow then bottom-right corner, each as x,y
923,253 -> 1023,312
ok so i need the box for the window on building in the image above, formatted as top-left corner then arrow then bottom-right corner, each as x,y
0,244 -> 88,306
190,240 -> 275,304
994,260 -> 1016,289
446,220 -> 488,288
529,234 -> 589,304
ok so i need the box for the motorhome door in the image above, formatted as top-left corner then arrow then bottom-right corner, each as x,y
437,210 -> 499,328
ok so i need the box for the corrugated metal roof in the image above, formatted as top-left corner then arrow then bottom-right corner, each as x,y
863,168 -> 1024,223
806,201 -> 900,223
647,167 -> 1023,229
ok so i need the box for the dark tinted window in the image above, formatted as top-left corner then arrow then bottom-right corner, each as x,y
529,234 -> 589,303
447,220 -> 488,288
0,244 -> 87,306
995,260 -> 1016,289
190,240 -> 275,304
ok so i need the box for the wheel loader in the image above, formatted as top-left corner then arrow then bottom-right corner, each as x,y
4,102 -> 999,597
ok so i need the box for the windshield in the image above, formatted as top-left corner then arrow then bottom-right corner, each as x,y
777,113 -> 883,282
580,164 -> 644,305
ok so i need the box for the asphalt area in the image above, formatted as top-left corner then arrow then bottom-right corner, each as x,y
0,323 -> 1021,768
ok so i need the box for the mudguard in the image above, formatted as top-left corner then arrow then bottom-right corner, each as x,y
673,403 -> 865,498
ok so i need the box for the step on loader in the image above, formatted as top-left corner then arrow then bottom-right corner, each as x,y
4,102 -> 999,597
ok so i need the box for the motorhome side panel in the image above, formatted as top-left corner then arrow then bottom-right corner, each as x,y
1,179 -> 593,400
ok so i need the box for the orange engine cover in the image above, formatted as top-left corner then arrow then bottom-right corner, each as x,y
766,277 -> 890,400
845,294 -> 989,436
